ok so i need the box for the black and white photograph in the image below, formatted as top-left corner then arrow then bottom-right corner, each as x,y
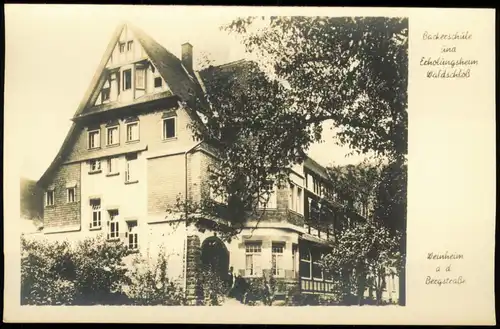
14,9 -> 408,308
4,5 -> 495,325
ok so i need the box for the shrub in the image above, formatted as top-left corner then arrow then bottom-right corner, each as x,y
21,235 -> 132,305
21,236 -> 76,305
245,274 -> 276,306
198,265 -> 227,306
126,249 -> 186,305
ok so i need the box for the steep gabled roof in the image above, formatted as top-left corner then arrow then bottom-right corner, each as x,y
38,23 -> 208,187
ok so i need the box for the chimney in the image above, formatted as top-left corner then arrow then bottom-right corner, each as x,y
181,42 -> 193,72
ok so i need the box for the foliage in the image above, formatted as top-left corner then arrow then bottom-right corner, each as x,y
326,160 -> 384,218
198,265 -> 228,306
322,220 -> 402,305
245,274 -> 277,306
225,16 -> 408,163
127,249 -> 186,305
71,235 -> 131,304
21,235 -> 132,305
21,236 -> 75,305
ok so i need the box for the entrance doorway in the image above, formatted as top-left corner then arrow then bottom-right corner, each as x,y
200,236 -> 230,281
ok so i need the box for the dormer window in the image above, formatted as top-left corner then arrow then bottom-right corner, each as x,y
135,66 -> 146,90
88,129 -> 101,149
122,69 -> 132,91
101,79 -> 111,102
106,126 -> 119,146
127,41 -> 133,52
119,43 -> 126,53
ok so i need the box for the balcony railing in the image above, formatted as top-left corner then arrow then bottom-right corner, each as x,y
300,278 -> 335,294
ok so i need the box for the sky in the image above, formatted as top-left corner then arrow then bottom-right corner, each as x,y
5,5 -> 369,181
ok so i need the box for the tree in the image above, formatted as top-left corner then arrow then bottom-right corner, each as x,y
223,16 -> 408,305
322,220 -> 401,305
224,16 -> 408,163
326,159 -> 384,219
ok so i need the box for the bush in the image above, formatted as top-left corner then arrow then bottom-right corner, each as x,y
245,274 -> 276,306
198,265 -> 227,306
21,235 -> 132,305
126,249 -> 186,305
21,236 -> 76,305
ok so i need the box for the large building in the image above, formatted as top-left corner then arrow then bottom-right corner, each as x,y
36,23 -> 398,304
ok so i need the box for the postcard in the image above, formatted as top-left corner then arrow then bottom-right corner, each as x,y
3,5 -> 496,325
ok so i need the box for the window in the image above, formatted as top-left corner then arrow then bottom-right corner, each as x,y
312,249 -> 323,280
122,69 -> 132,91
245,242 -> 262,276
126,122 -> 140,142
299,247 -> 311,279
154,76 -> 162,88
125,153 -> 138,183
107,157 -> 119,175
102,88 -> 110,102
162,117 -> 176,139
108,209 -> 120,239
135,68 -> 145,89
45,190 -> 55,207
292,245 -> 298,276
127,41 -> 133,52
106,126 -> 119,146
127,221 -> 139,250
258,185 -> 277,208
67,187 -> 76,203
306,173 -> 314,190
119,43 -> 126,53
296,187 -> 303,214
90,198 -> 101,228
272,243 -> 284,277
88,129 -> 100,149
89,159 -> 101,173
289,184 -> 303,214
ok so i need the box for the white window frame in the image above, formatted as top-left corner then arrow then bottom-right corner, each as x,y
289,183 -> 303,214
162,117 -> 177,140
271,243 -> 285,277
106,125 -> 120,146
126,122 -> 140,142
135,66 -> 146,90
258,185 -> 277,209
107,157 -> 119,175
119,42 -> 126,53
88,129 -> 101,149
67,187 -> 76,203
45,190 -> 55,207
108,209 -> 120,239
245,242 -> 262,277
125,153 -> 138,183
89,198 -> 102,229
126,220 -> 139,251
89,159 -> 102,173
296,187 -> 303,214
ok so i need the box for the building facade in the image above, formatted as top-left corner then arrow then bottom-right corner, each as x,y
36,23 -> 398,304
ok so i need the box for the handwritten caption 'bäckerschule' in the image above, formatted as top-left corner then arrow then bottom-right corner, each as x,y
420,31 -> 478,79
425,251 -> 466,287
